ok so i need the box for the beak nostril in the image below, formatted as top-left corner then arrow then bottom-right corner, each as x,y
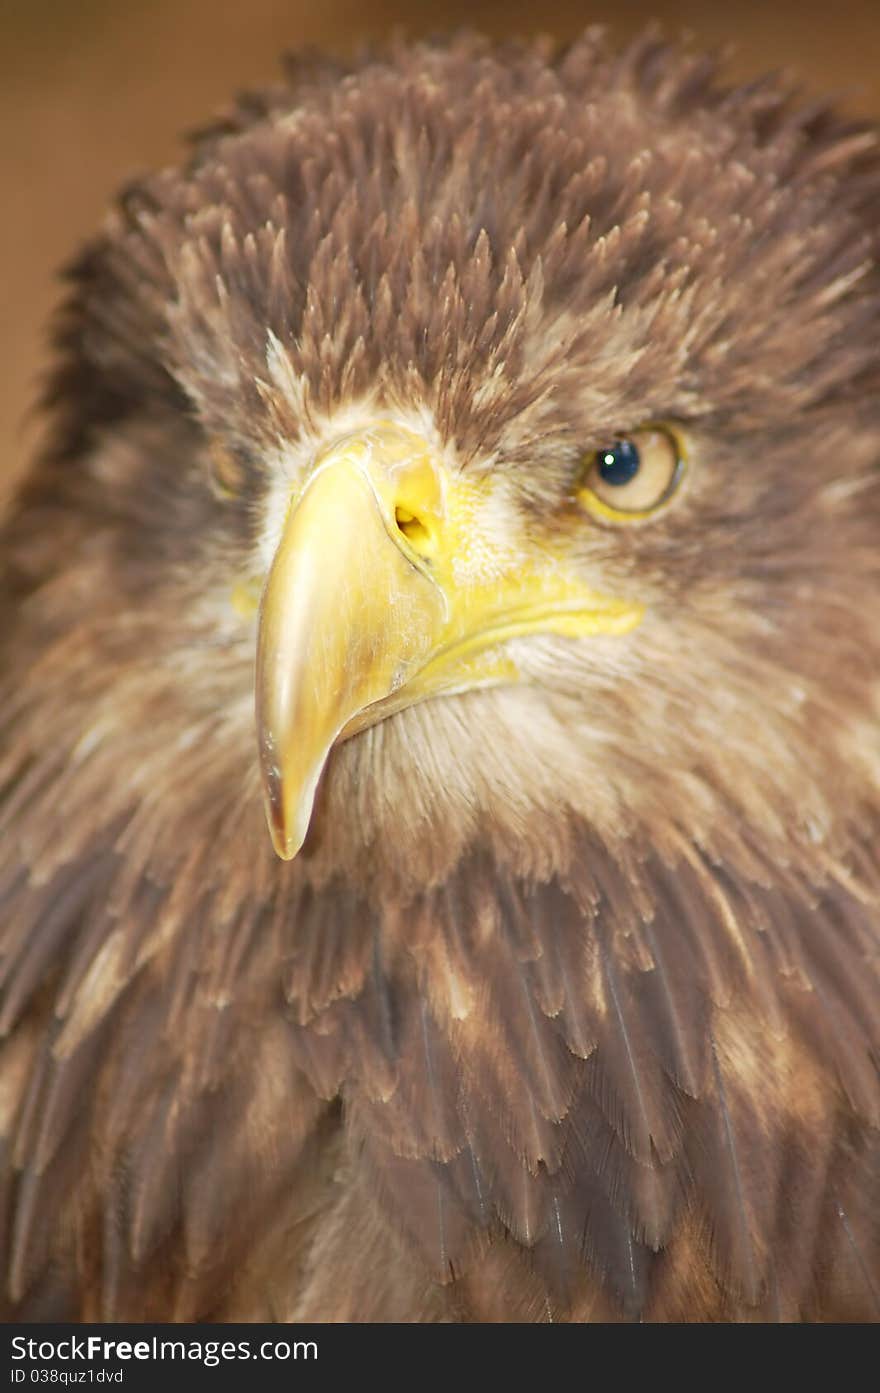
395,506 -> 432,550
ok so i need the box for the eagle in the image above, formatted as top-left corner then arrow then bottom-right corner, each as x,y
1,30 -> 878,1323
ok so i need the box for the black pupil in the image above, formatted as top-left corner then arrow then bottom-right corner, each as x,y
597,439 -> 640,486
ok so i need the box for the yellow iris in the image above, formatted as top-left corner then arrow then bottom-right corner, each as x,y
578,425 -> 686,523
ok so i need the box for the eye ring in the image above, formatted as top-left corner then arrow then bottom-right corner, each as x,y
578,425 -> 686,523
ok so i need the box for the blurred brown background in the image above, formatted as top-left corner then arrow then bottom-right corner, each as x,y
2,0 -> 878,497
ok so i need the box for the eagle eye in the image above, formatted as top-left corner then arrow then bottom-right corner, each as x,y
578,426 -> 685,522
208,441 -> 248,500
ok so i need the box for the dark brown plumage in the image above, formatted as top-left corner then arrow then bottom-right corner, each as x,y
1,30 -> 879,1322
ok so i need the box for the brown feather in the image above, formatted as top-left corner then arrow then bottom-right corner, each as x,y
2,29 -> 879,1321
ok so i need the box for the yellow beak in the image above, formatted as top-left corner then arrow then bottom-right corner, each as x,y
256,421 -> 642,859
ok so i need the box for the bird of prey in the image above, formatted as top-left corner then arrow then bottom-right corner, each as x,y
1,29 -> 878,1323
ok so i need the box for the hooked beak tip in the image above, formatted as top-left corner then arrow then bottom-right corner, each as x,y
271,833 -> 301,863
261,756 -> 318,862
267,812 -> 300,862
